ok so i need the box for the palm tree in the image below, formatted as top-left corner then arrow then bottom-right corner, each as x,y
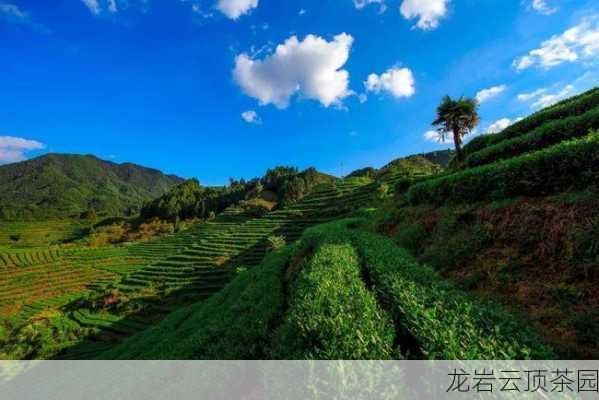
432,96 -> 480,167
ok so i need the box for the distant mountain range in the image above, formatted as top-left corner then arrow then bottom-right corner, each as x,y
0,154 -> 183,220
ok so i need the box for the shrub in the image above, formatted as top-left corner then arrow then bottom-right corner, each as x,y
376,182 -> 390,199
267,235 -> 286,251
466,107 -> 599,167
351,229 -> 554,359
464,87 -> 599,154
295,219 -> 554,359
270,243 -> 395,359
408,134 -> 599,205
394,224 -> 428,255
101,247 -> 292,359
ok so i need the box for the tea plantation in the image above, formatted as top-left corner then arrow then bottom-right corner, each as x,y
1,87 -> 597,359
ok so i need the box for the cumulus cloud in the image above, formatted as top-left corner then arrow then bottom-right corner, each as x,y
241,110 -> 261,124
233,33 -> 354,109
475,85 -> 506,104
216,0 -> 258,20
364,67 -> 415,98
513,16 -> 599,70
400,0 -> 449,30
531,0 -> 558,15
0,136 -> 45,165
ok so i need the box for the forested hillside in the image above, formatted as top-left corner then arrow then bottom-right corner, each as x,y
0,154 -> 183,220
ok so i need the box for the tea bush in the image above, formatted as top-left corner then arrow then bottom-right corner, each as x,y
408,134 -> 599,205
465,87 -> 599,154
466,107 -> 599,167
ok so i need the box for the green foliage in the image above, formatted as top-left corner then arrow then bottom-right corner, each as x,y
349,228 -> 553,359
465,87 -> 599,154
408,134 -> 599,205
267,235 -> 286,251
432,96 -> 480,164
293,219 -> 553,359
378,156 -> 443,181
376,182 -> 390,199
346,167 -> 377,179
141,167 -> 335,221
92,214 -> 554,360
466,107 -> 599,167
271,244 -> 395,359
0,311 -> 84,359
415,149 -> 455,168
394,224 -> 428,255
101,247 -> 292,359
0,154 -> 182,220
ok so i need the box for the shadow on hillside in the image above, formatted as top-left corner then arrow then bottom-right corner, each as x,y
56,230 -> 287,360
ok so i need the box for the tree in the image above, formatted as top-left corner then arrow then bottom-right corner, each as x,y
432,96 -> 479,167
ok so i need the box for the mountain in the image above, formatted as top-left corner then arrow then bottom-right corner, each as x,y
0,154 -> 184,220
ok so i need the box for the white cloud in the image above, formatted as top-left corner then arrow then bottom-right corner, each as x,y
233,33 -> 354,109
241,110 -> 261,124
513,16 -> 599,70
531,0 -> 558,15
424,130 -> 447,144
81,0 -> 101,14
216,0 -> 258,20
298,8 -> 307,15
400,0 -> 449,30
0,3 -> 26,19
0,136 -> 45,165
517,88 -> 547,102
486,118 -> 514,134
532,84 -> 575,109
81,0 -> 119,15
364,66 -> 415,98
475,84 -> 506,104
107,0 -> 118,13
353,0 -> 387,13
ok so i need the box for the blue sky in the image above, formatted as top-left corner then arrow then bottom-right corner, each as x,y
0,0 -> 597,184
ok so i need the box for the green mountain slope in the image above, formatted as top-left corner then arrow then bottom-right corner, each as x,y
0,154 -> 183,219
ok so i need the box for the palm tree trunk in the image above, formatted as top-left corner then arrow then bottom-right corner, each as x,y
453,128 -> 464,166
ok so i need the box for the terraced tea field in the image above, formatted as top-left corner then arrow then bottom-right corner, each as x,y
0,219 -> 89,248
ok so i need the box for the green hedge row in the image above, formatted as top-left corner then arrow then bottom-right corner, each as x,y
270,243 -> 395,359
408,134 -> 599,205
101,247 -> 292,359
349,229 -> 554,359
466,107 -> 599,167
464,87 -> 599,154
297,220 -> 554,359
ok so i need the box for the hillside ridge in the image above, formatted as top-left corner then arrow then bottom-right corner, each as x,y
0,153 -> 184,220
